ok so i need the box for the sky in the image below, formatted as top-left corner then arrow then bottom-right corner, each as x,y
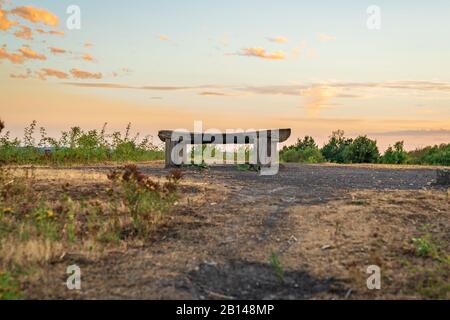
1,0 -> 450,150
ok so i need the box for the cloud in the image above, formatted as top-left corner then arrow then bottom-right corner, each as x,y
236,47 -> 286,60
292,42 -> 307,57
38,68 -> 69,80
62,82 -> 212,91
300,86 -> 339,116
70,68 -> 102,79
370,129 -> 450,137
10,69 -> 32,79
199,91 -> 247,97
35,28 -> 64,36
81,53 -> 95,62
267,36 -> 288,44
318,33 -> 336,42
158,35 -> 169,41
0,47 -> 24,63
0,8 -> 17,31
11,6 -> 59,26
19,47 -> 46,60
14,25 -> 32,39
84,43 -> 93,48
49,47 -> 66,54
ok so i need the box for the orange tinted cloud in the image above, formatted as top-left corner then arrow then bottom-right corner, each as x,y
38,68 -> 69,80
14,25 -> 32,40
301,86 -> 339,116
19,47 -> 46,60
158,35 -> 169,41
35,28 -> 64,35
70,68 -> 102,79
49,47 -> 66,54
84,43 -> 93,48
0,47 -> 24,64
267,36 -> 288,43
11,6 -> 59,26
0,8 -> 17,30
237,47 -> 285,60
82,53 -> 95,62
318,33 -> 336,42
10,69 -> 32,79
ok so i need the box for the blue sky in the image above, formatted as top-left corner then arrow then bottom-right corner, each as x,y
1,0 -> 450,149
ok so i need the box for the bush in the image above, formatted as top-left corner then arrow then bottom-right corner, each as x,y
409,144 -> 450,166
281,136 -> 325,163
321,130 -> 353,163
0,121 -> 164,165
347,136 -> 380,163
281,147 -> 325,163
381,141 -> 409,164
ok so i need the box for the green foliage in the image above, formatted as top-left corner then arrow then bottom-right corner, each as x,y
269,251 -> 284,283
281,136 -> 325,163
0,121 -> 164,165
281,147 -> 325,163
107,165 -> 182,236
412,236 -> 436,258
347,135 -> 380,163
408,144 -> 450,166
381,141 -> 409,164
0,271 -> 22,300
321,130 -> 353,163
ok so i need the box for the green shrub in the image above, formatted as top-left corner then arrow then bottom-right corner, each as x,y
281,147 -> 325,163
281,136 -> 325,163
409,144 -> 450,166
381,141 -> 409,164
0,121 -> 164,165
321,130 -> 353,163
347,136 -> 380,163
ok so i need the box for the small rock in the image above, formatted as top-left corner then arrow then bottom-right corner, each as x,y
204,260 -> 218,267
321,244 -> 332,250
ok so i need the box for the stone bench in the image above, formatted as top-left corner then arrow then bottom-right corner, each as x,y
158,129 -> 291,168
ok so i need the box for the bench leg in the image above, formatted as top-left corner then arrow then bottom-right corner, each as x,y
165,140 -> 189,168
165,140 -> 178,168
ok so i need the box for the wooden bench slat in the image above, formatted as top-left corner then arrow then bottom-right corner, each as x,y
158,129 -> 291,144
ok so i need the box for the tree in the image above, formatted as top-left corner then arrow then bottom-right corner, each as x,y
294,136 -> 318,151
0,119 -> 4,134
321,130 -> 353,163
280,135 -> 324,163
381,141 -> 408,164
348,136 -> 380,163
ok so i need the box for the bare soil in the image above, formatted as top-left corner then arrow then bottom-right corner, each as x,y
22,163 -> 449,300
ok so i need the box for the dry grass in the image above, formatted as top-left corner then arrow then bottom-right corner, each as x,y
278,189 -> 450,299
0,164 -> 182,299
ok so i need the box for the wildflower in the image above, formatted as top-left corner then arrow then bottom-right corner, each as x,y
47,210 -> 55,218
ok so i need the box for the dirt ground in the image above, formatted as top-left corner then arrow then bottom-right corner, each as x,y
21,162 -> 449,300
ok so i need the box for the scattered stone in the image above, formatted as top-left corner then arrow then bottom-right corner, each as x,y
204,260 -> 218,267
288,235 -> 298,244
321,245 -> 332,250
